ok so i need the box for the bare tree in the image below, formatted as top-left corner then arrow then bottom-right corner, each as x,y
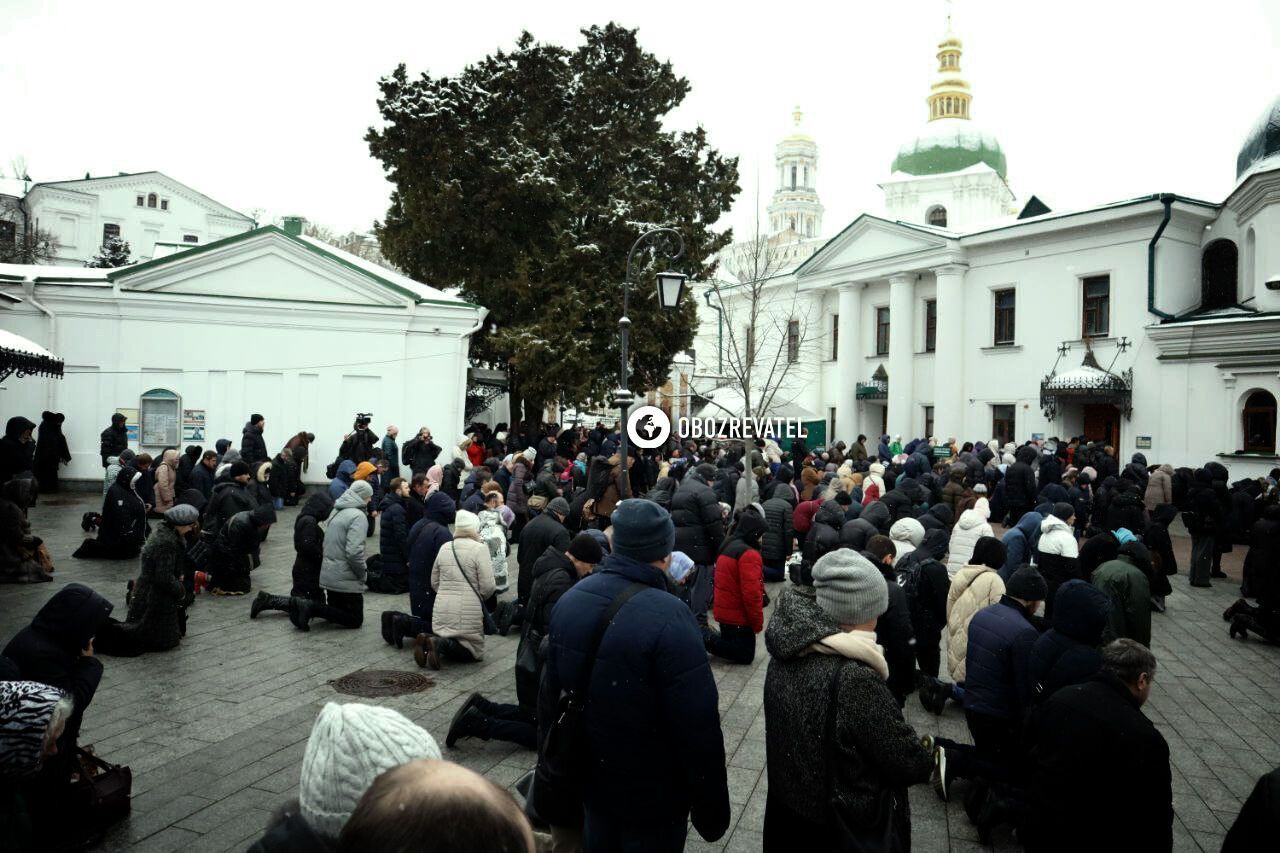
0,157 -> 59,264
701,196 -> 823,419
303,221 -> 399,272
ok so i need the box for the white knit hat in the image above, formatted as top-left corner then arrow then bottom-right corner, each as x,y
454,509 -> 480,537
298,702 -> 441,839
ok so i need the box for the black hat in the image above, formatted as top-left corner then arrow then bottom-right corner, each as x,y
1007,564 -> 1048,601
566,533 -> 604,565
610,499 -> 675,563
1052,502 -> 1076,522
230,461 -> 251,478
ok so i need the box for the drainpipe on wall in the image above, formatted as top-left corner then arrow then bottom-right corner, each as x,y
703,289 -> 724,373
1147,193 -> 1177,321
456,306 -> 491,433
21,276 -> 57,410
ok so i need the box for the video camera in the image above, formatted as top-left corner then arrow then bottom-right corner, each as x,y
354,412 -> 373,429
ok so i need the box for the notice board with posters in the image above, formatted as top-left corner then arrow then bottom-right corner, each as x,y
183,409 -> 206,442
139,389 -> 181,448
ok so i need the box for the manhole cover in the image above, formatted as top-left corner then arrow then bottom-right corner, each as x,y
329,670 -> 434,698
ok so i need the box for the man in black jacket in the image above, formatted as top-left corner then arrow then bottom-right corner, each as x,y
446,532 -> 602,751
401,427 -> 441,475
240,414 -> 268,466
864,535 -> 918,706
192,450 -> 218,500
0,415 -> 36,484
514,497 -> 571,606
99,413 -> 128,467
1023,639 -> 1172,852
670,463 -> 725,627
1004,445 -> 1039,524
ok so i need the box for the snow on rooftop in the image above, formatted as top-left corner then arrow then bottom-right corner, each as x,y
295,234 -> 468,306
0,328 -> 58,359
0,263 -> 109,282
896,118 -> 1003,157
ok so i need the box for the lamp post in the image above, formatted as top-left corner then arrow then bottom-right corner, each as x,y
613,227 -> 687,498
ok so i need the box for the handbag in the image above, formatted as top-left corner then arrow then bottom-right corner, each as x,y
528,494 -> 549,511
515,625 -> 542,684
70,747 -> 132,830
823,664 -> 902,852
527,581 -> 647,827
452,542 -> 499,635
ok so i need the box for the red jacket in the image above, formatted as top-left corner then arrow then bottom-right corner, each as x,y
792,498 -> 822,535
466,442 -> 486,467
713,542 -> 764,633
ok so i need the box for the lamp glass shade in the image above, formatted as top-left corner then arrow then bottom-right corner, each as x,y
656,271 -> 688,309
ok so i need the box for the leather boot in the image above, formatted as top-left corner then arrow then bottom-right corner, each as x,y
1223,598 -> 1250,622
251,592 -> 290,619
391,614 -> 417,649
288,597 -> 313,632
381,610 -> 396,644
413,633 -> 439,669
446,693 -> 486,748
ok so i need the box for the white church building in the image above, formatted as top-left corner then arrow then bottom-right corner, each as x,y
0,217 -> 486,485
697,23 -> 1280,477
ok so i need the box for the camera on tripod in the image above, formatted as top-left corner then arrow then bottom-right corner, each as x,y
354,412 -> 373,428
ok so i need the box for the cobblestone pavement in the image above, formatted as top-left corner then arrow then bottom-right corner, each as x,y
2,494 -> 1276,852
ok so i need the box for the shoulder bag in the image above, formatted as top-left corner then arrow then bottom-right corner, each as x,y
452,541 -> 499,635
823,663 -> 902,852
70,746 -> 132,831
526,581 -> 647,826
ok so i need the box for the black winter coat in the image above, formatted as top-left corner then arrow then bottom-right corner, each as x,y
2,583 -> 112,758
670,472 -> 725,566
763,585 -> 930,847
515,546 -> 578,713
401,437 -> 441,474
291,493 -> 332,600
1038,454 -> 1062,489
99,420 -> 128,467
516,512 -> 570,602
1105,490 -> 1148,536
539,554 -> 729,844
377,493 -> 409,576
0,416 -> 36,485
246,802 -> 332,853
1027,579 -> 1109,705
869,557 -> 917,706
895,548 -> 950,644
761,489 -> 796,566
1004,447 -> 1038,509
407,519 -> 452,621
800,502 -> 844,578
98,468 -> 147,550
1025,672 -> 1172,853
175,446 -> 201,495
33,411 -> 70,492
240,423 -> 268,466
192,462 -> 216,500
1223,767 -> 1280,853
122,523 -> 188,652
204,481 -> 255,536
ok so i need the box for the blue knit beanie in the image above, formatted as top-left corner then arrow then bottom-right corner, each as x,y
611,499 -> 675,563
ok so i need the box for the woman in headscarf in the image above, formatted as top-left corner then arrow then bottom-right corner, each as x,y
153,448 -> 180,514
0,680 -> 74,852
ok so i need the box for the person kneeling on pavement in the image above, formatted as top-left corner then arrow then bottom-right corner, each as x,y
290,481 -> 372,630
204,504 -> 277,595
762,548 -> 933,850
414,510 -> 495,669
446,532 -> 603,751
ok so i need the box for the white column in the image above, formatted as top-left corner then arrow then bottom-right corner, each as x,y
887,273 -> 915,439
932,263 -> 968,441
835,283 -> 861,444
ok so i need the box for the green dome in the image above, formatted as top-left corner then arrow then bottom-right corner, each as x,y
1237,95 -> 1280,178
892,118 -> 1007,180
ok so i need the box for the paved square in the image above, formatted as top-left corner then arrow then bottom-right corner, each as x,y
2,494 -> 1277,852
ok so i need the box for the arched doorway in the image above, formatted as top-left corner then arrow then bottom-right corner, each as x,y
1083,404 -> 1121,448
1201,239 -> 1239,311
1242,390 -> 1277,453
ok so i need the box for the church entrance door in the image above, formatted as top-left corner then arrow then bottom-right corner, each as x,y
1082,404 -> 1121,448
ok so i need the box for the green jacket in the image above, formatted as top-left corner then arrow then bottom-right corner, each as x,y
1092,555 -> 1151,646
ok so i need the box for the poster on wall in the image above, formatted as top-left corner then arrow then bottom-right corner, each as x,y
142,411 -> 177,446
118,407 -> 139,443
183,409 -> 206,442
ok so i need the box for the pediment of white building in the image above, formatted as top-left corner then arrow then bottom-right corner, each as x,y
113,229 -> 409,307
795,214 -> 953,279
37,171 -> 252,223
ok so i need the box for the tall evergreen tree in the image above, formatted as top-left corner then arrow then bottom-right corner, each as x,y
367,24 -> 740,423
85,236 -> 133,268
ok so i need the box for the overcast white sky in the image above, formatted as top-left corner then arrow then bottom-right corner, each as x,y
3,0 -> 1279,240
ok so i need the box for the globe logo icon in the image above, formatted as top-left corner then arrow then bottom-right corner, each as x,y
627,405 -> 671,450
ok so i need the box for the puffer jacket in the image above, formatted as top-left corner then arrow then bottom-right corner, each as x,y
1001,511 -> 1043,580
763,585 -> 931,845
889,517 -> 924,565
945,509 -> 992,579
1004,446 -> 1038,509
961,596 -> 1038,720
122,522 -> 188,651
1144,464 -> 1174,511
327,460 -> 357,501
241,422 -> 268,466
291,492 -> 333,600
516,546 -> 580,713
153,450 -> 179,513
1036,513 -> 1082,618
1106,488 -> 1148,536
408,518 -> 452,621
941,468 -> 966,513
714,537 -> 765,633
799,466 -> 822,501
430,533 -> 494,658
800,501 -> 845,579
319,487 -> 369,593
377,493 -> 409,576
1092,552 -> 1152,646
945,564 -> 1005,683
761,487 -> 796,566
859,501 -> 891,535
670,470 -> 725,566
1027,579 -> 1110,705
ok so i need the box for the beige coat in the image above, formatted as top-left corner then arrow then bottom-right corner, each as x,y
945,564 -> 1006,683
430,532 -> 495,658
1144,464 -> 1174,511
153,450 -> 179,513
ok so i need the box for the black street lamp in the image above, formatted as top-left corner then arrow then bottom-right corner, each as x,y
613,227 -> 686,497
